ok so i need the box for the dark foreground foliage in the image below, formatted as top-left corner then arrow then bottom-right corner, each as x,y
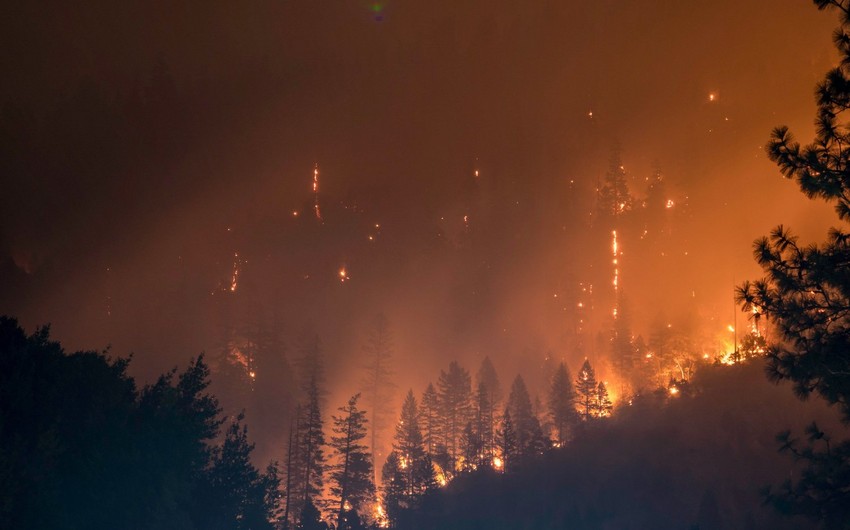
0,316 -> 278,530
392,363 -> 839,530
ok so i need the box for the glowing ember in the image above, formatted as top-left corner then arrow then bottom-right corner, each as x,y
313,163 -> 322,221
339,267 -> 349,282
492,456 -> 504,470
230,252 -> 241,292
374,503 -> 389,528
666,199 -> 675,209
669,386 -> 680,396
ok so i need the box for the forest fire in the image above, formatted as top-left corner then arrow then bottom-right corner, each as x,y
4,1 -> 849,529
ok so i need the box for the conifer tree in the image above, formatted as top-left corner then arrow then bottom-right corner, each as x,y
381,391 -> 435,527
476,356 -> 503,408
575,359 -> 599,421
359,314 -> 396,485
595,382 -> 613,418
419,383 -> 441,458
289,330 -> 328,523
458,421 -> 481,472
329,394 -> 375,529
392,391 -> 435,496
474,380 -> 495,467
437,361 -> 473,472
202,413 -> 279,530
380,452 -> 406,527
548,362 -> 578,445
506,375 -> 546,463
295,377 -> 326,521
497,409 -> 517,473
735,1 -> 850,522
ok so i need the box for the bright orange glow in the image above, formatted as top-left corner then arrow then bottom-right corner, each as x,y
669,386 -> 679,396
374,503 -> 389,528
230,252 -> 240,292
313,164 -> 322,221
492,456 -> 504,470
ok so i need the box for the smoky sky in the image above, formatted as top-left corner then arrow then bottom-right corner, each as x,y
0,0 -> 844,402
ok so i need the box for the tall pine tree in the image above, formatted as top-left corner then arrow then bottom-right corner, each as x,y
437,361 -> 473,474
329,394 -> 374,529
548,362 -> 578,445
575,359 -> 599,421
506,376 -> 546,464
359,314 -> 396,487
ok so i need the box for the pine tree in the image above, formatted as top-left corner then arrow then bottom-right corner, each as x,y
497,409 -> 517,473
437,361 -> 473,473
359,314 -> 396,486
300,378 -> 326,513
595,382 -> 613,418
735,2 -> 850,523
380,452 -> 406,527
474,380 -> 495,467
381,391 -> 435,527
392,391 -> 435,497
289,330 -> 328,523
506,376 -> 546,463
419,383 -> 441,458
476,356 -> 503,408
203,413 -> 278,530
548,362 -> 578,446
329,394 -> 375,529
575,359 -> 599,421
458,421 -> 481,472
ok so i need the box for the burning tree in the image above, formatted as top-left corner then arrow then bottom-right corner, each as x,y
381,391 -> 435,526
736,0 -> 850,524
575,359 -> 600,421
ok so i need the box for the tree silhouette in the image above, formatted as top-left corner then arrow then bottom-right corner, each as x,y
437,361 -> 473,473
575,359 -> 599,421
359,314 -> 396,486
381,390 -> 435,527
548,362 -> 578,445
736,1 -> 850,523
329,394 -> 375,528
506,375 -> 547,463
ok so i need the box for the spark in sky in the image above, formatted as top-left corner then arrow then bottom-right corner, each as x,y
339,266 -> 349,282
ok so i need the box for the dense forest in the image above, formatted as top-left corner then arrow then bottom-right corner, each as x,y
4,1 -> 850,529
